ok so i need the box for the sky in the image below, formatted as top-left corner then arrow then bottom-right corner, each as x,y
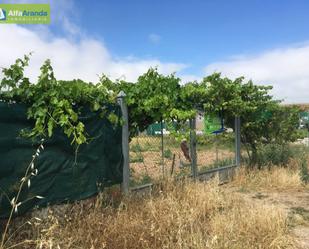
0,0 -> 309,103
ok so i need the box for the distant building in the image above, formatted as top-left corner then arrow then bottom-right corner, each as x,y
283,103 -> 309,111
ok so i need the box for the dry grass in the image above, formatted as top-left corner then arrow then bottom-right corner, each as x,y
4,176 -> 296,249
231,160 -> 308,192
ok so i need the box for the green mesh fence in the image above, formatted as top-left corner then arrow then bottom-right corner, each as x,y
0,102 -> 123,218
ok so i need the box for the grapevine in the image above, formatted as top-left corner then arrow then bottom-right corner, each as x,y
0,55 -> 300,160
0,55 -> 115,146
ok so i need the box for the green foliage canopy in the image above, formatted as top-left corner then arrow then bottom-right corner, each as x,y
0,55 -> 114,146
0,55 -> 301,160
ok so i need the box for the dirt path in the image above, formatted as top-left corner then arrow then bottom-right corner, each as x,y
237,189 -> 309,248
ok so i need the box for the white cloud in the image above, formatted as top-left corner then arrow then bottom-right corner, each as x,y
49,0 -> 81,36
0,25 -> 187,83
204,44 -> 309,103
148,33 -> 161,44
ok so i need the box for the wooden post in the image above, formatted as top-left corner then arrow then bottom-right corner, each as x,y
235,116 -> 241,166
117,91 -> 130,194
189,118 -> 198,179
170,154 -> 176,176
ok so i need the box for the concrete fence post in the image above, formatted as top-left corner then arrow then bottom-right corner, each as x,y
117,91 -> 130,194
235,116 -> 241,167
189,118 -> 198,179
160,119 -> 165,178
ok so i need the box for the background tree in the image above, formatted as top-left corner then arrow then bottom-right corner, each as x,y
200,74 -> 300,165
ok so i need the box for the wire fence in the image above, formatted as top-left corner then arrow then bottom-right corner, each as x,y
116,93 -> 241,191
129,130 -> 189,186
128,116 -> 241,187
119,96 -> 309,191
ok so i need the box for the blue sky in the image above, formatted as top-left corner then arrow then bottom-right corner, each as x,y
51,0 -> 309,76
1,0 -> 309,102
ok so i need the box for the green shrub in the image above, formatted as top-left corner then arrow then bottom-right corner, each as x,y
255,143 -> 293,167
130,154 -> 144,163
163,149 -> 173,159
196,133 -> 234,150
296,129 -> 308,140
131,144 -> 143,153
196,134 -> 212,146
244,143 -> 309,169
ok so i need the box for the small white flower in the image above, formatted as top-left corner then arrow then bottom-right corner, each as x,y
205,81 -> 211,88
36,195 -> 44,199
28,179 -> 31,188
31,169 -> 38,176
10,197 -> 16,206
14,202 -> 21,213
31,163 -> 34,170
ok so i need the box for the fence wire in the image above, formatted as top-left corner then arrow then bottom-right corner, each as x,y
129,117 -> 240,187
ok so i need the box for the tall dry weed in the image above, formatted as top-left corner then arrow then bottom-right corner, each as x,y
232,164 -> 305,191
5,177 -> 295,249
